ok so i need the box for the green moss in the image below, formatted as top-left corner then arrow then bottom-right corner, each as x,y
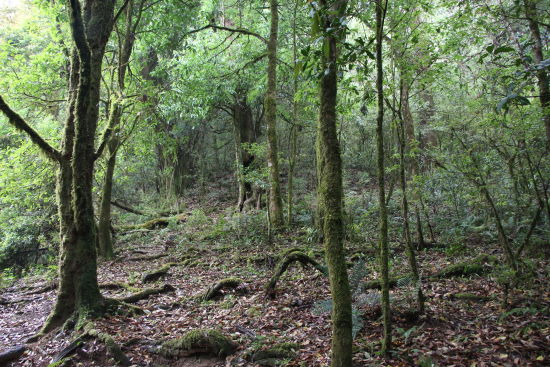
252,342 -> 299,362
159,329 -> 237,358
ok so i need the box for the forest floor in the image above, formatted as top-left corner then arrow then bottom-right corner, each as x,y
1,193 -> 549,367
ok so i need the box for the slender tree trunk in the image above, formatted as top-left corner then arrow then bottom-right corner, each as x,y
316,1 -> 352,366
98,118 -> 120,259
287,0 -> 300,225
400,76 -> 426,250
376,0 -> 391,355
98,0 -> 142,257
397,107 -> 424,315
265,0 -> 284,227
523,0 -> 550,145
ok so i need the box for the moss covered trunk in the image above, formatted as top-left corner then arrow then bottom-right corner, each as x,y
98,0 -> 140,257
233,92 -> 256,211
265,0 -> 284,227
316,1 -> 352,365
376,0 -> 391,355
523,0 -> 550,145
43,0 -> 115,332
98,121 -> 120,259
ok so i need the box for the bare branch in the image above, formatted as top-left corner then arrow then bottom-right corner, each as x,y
187,24 -> 267,43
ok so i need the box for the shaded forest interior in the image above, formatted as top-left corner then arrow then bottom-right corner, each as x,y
0,0 -> 548,366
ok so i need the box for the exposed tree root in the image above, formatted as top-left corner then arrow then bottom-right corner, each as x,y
201,278 -> 245,301
82,322 -> 131,366
265,250 -> 328,298
118,284 -> 175,303
50,337 -> 84,365
99,282 -> 135,291
142,264 -> 172,283
23,281 -> 58,295
0,345 -> 26,364
126,253 -> 167,262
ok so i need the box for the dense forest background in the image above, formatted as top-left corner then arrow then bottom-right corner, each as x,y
0,0 -> 548,366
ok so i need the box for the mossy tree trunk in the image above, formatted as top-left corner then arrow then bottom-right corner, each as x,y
98,127 -> 119,259
316,0 -> 352,366
375,0 -> 391,356
287,0 -> 300,226
523,0 -> 550,145
98,0 -> 144,258
1,0 -> 116,332
232,92 -> 257,211
265,0 -> 284,227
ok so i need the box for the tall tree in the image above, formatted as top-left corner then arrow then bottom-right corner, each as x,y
315,0 -> 352,365
375,0 -> 391,355
265,0 -> 284,227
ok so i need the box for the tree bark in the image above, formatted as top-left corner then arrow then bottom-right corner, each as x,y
233,92 -> 257,211
316,1 -> 352,366
265,0 -> 284,227
523,0 -> 550,145
376,0 -> 391,356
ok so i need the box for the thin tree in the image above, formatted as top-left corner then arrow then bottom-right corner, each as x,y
375,0 -> 391,356
265,0 -> 284,226
315,0 -> 352,365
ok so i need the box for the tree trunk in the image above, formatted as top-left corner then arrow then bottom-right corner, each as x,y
376,0 -> 391,355
98,118 -> 120,259
265,0 -> 284,227
523,0 -> 550,145
397,103 -> 424,315
233,93 -> 256,211
43,0 -> 116,332
400,76 -> 426,250
287,0 -> 300,225
316,1 -> 352,366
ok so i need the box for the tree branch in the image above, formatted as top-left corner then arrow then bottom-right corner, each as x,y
0,95 -> 62,162
187,24 -> 267,43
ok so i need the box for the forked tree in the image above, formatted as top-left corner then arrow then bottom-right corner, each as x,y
0,0 -> 116,334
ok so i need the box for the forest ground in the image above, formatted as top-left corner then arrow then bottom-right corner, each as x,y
1,184 -> 548,367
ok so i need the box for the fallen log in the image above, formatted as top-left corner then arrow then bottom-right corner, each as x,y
362,254 -> 500,290
0,345 -> 26,364
116,213 -> 188,232
265,251 -> 328,298
119,284 -> 175,303
111,200 -> 146,215
159,329 -> 237,358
